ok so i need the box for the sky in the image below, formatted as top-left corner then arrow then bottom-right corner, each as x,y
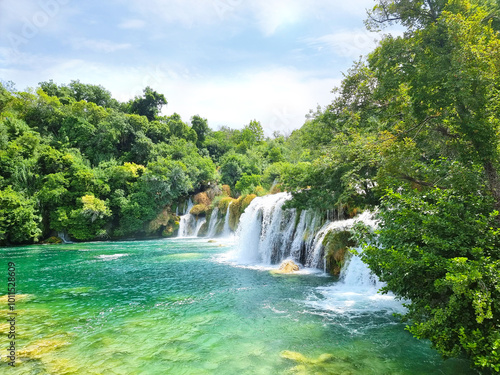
0,0 -> 391,135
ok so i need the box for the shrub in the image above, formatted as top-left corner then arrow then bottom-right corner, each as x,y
194,192 -> 211,206
222,184 -> 231,197
253,186 -> 267,196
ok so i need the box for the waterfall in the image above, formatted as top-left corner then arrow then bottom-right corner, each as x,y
289,210 -> 307,260
206,207 -> 219,237
194,218 -> 206,237
58,231 -> 73,244
178,198 -> 195,238
306,249 -> 405,315
339,251 -> 384,290
231,192 -> 403,315
236,193 -> 293,264
305,211 -> 375,269
234,193 -> 376,271
221,202 -> 232,237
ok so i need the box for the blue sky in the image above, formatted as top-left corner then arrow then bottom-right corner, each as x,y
0,0 -> 391,135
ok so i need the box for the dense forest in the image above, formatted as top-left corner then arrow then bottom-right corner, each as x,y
0,79 -> 305,243
2,0 -> 500,372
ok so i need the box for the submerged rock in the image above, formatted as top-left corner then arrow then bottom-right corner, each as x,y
0,294 -> 33,303
281,350 -> 341,375
43,236 -> 63,244
18,339 -> 70,359
280,350 -> 334,364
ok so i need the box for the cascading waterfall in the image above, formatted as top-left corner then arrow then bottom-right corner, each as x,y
178,198 -> 196,238
58,231 -> 73,244
339,250 -> 384,290
306,211 -> 376,270
289,210 -> 307,260
194,218 -> 206,237
206,207 -> 219,237
231,192 -> 407,321
236,193 -> 293,264
221,202 -> 233,236
235,193 -> 376,271
305,248 -> 405,315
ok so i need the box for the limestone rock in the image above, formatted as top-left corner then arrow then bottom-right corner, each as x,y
273,260 -> 299,274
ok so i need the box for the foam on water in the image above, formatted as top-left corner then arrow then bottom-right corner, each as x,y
305,253 -> 406,316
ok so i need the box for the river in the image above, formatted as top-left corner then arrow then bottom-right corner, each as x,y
0,237 -> 473,374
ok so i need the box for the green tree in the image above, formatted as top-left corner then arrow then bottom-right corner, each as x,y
0,187 -> 41,244
235,173 -> 262,194
167,113 -> 197,143
191,115 -> 210,148
127,86 -> 167,121
356,0 -> 500,371
362,183 -> 500,372
67,194 -> 112,240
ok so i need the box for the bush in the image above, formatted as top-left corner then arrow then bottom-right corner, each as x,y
235,173 -> 261,194
253,186 -> 267,196
217,197 -> 235,212
0,187 -> 41,245
222,184 -> 231,197
193,192 -> 211,206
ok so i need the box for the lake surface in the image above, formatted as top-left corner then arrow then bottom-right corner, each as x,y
0,238 -> 474,374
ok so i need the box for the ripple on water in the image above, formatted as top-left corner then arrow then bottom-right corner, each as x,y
0,239 -> 475,375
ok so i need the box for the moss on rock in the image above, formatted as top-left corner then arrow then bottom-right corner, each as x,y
197,221 -> 209,236
43,236 -> 63,244
221,184 -> 231,197
253,186 -> 267,196
194,192 -> 211,206
228,194 -> 256,231
323,230 -> 357,276
148,208 -> 171,233
217,197 -> 235,212
270,183 -> 282,194
190,204 -> 208,216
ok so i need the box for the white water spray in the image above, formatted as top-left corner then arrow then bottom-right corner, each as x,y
306,250 -> 405,316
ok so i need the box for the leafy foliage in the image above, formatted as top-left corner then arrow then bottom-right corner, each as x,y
0,79 -> 298,243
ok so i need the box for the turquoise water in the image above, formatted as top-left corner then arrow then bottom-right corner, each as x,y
0,239 -> 473,374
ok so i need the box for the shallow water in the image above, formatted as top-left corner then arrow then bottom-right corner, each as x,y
0,238 -> 474,374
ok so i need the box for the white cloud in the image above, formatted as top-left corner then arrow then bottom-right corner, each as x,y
119,0 -> 376,35
0,0 -> 77,41
1,54 -> 339,135
305,29 -> 384,59
305,27 -> 404,60
121,0 -> 220,28
157,66 -> 339,135
246,0 -> 303,36
69,38 -> 132,53
118,19 -> 146,29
